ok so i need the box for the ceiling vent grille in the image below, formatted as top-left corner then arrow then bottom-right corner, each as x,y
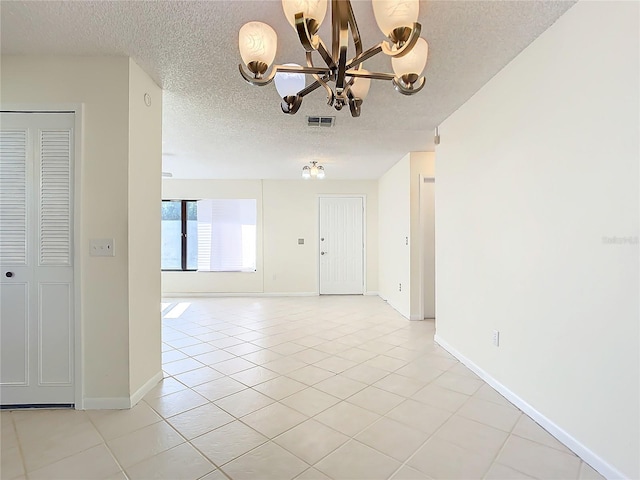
307,116 -> 335,128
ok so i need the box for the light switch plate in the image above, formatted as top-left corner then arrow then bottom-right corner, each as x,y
90,238 -> 115,257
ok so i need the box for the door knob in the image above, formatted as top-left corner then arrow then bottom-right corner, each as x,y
5,272 -> 14,278
321,252 -> 327,255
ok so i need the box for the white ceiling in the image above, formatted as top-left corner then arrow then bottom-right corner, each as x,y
1,0 -> 575,180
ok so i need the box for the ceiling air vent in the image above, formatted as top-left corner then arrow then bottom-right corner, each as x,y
307,116 -> 335,128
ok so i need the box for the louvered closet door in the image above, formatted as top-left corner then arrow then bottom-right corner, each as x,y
0,112 -> 75,405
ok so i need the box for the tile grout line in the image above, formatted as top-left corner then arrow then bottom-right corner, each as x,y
14,410 -> 117,478
8,411 -> 29,480
85,408 -> 133,479
135,399 -> 221,479
383,381 -> 480,480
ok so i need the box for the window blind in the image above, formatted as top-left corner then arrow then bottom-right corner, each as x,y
196,199 -> 257,272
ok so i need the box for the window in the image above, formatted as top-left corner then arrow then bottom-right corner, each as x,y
161,199 -> 257,272
161,200 -> 197,271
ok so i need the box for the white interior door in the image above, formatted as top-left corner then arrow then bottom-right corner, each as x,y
421,177 -> 436,319
0,112 -> 75,406
319,197 -> 364,295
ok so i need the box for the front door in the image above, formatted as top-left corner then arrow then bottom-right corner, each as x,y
319,197 -> 364,294
0,112 -> 75,406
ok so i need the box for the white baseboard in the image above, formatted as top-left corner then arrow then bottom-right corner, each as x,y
257,292 -> 318,297
81,397 -> 130,410
82,371 -> 162,410
434,334 -> 626,480
381,297 -> 410,320
130,371 -> 163,407
162,292 -> 318,298
409,314 -> 424,321
163,292 -> 380,299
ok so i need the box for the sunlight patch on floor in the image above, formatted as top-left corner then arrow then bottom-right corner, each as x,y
163,302 -> 191,319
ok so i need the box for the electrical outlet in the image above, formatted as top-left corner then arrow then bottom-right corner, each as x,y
492,329 -> 500,347
90,238 -> 115,257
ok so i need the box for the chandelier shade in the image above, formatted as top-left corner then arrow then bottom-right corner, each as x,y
392,37 -> 429,78
238,0 -> 429,117
347,69 -> 372,100
282,0 -> 328,30
275,64 -> 307,98
372,0 -> 420,37
238,22 -> 278,73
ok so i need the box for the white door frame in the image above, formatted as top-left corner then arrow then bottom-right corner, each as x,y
316,194 -> 367,295
2,104 -> 84,409
418,174 -> 436,320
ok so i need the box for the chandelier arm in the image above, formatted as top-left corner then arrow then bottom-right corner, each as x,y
281,95 -> 303,114
295,12 -> 319,52
344,84 -> 361,117
346,70 -> 395,81
348,97 -> 362,117
297,75 -> 331,98
344,0 -> 363,59
274,65 -> 331,75
331,0 -> 340,62
238,63 -> 277,86
346,44 -> 383,71
334,0 -> 350,96
292,10 -> 335,72
381,22 -> 422,58
307,51 -> 335,106
239,63 -> 334,87
392,76 -> 426,96
316,38 -> 337,70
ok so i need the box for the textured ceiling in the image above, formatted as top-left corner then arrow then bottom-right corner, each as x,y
1,0 -> 575,179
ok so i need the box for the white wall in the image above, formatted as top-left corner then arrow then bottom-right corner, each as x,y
263,180 -> 378,294
1,56 -> 163,406
162,179 -> 378,295
127,59 -> 163,397
435,2 -> 639,478
378,152 -> 434,320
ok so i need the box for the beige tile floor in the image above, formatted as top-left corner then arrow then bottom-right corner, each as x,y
1,296 -> 604,480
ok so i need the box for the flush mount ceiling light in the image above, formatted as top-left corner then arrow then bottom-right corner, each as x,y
302,161 -> 325,179
239,0 -> 429,117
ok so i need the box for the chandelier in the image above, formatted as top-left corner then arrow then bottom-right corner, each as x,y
302,161 -> 325,179
238,0 -> 429,117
